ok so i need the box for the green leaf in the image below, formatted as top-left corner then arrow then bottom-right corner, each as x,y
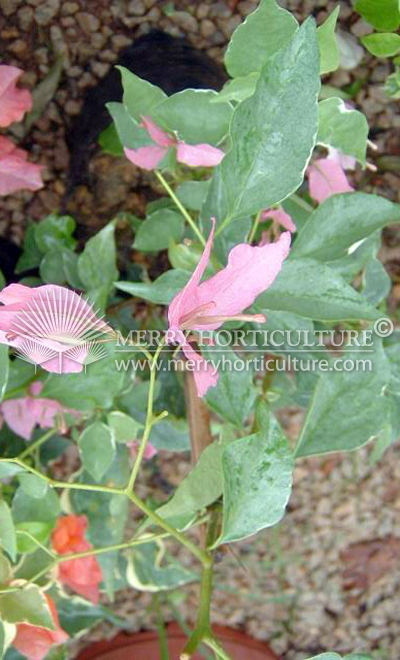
224,0 -> 298,78
24,57 -> 64,132
256,258 -> 381,321
168,241 -> 206,272
56,595 -> 127,636
175,181 -> 210,211
361,32 -> 400,57
15,224 -> 43,274
0,621 -> 16,660
0,345 -> 9,404
362,258 -> 391,305
355,0 -> 400,31
40,248 -> 83,288
127,540 -> 197,592
152,90 -> 232,145
106,102 -> 152,149
148,418 -> 190,452
77,222 -> 118,297
204,342 -> 257,427
216,412 -> 293,545
317,98 -> 369,165
156,441 -> 224,520
292,193 -> 400,261
0,584 -> 55,629
70,445 -> 130,598
115,269 -> 190,305
317,7 -> 340,74
107,411 -> 142,443
0,463 -> 25,480
133,209 -> 184,252
41,349 -> 125,412
98,123 -> 124,156
295,337 -> 391,457
0,554 -> 12,585
18,474 -> 48,500
212,73 -> 259,104
79,422 -> 115,482
16,521 -> 52,555
0,501 -> 16,562
210,19 -> 320,222
34,214 -> 76,254
118,66 -> 167,121
12,487 -> 60,526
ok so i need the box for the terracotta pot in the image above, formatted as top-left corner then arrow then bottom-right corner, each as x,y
77,623 -> 280,660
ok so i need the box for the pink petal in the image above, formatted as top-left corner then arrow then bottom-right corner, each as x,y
0,135 -> 27,158
0,65 -> 32,128
129,440 -> 158,460
182,343 -> 219,398
308,158 -> 354,203
0,283 -> 38,305
124,145 -> 167,170
261,207 -> 297,233
28,381 -> 44,397
40,355 -> 84,374
1,397 -> 36,440
327,146 -> 357,171
193,232 -> 291,330
168,219 -> 216,333
0,147 -> 43,195
176,142 -> 225,167
141,116 -> 175,148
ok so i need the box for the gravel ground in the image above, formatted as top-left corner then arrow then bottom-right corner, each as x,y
1,1 -> 400,658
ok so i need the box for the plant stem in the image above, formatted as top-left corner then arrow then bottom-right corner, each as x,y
126,338 -> 165,493
248,210 -> 262,244
203,637 -> 234,660
18,429 -> 57,461
127,490 -> 210,568
155,170 -> 206,246
153,593 -> 170,660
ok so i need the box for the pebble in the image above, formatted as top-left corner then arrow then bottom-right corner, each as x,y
8,39 -> 28,55
147,7 -> 161,21
34,0 -> 60,26
60,1 -> 78,15
111,34 -> 132,49
200,18 -> 215,39
210,0 -> 233,18
64,99 -> 81,116
18,7 -> 33,32
171,10 -> 199,33
76,12 -> 100,33
128,0 -> 145,16
0,0 -> 21,15
91,61 -> 111,77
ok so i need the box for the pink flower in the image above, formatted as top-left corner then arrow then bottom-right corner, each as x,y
52,515 -> 102,604
0,284 -> 114,374
168,220 -> 291,397
128,441 -> 158,461
0,66 -> 32,127
308,157 -> 354,204
12,595 -> 68,660
0,135 -> 43,196
1,381 -> 79,441
124,116 -> 225,170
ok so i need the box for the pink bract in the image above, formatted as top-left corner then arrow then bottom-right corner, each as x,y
12,595 -> 69,660
308,157 -> 354,203
0,135 -> 43,196
0,65 -> 32,127
124,115 -> 224,170
168,220 -> 291,397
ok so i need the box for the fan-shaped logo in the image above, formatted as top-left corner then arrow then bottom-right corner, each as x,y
9,287 -> 114,373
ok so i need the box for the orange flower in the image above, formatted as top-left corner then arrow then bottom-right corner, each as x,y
52,515 -> 102,604
13,595 -> 68,660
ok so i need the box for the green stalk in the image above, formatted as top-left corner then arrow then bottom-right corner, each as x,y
125,338 -> 165,493
155,170 -> 206,246
248,210 -> 262,244
18,429 -> 57,461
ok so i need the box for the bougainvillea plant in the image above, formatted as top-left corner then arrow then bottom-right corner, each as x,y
0,2 -> 399,659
